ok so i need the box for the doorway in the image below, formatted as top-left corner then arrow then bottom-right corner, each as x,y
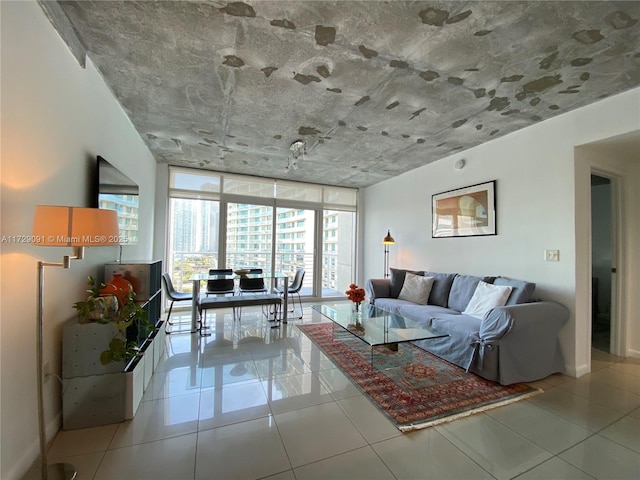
590,174 -> 614,353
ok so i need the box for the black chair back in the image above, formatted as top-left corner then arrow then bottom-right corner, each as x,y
206,278 -> 235,295
209,268 -> 232,275
239,276 -> 266,293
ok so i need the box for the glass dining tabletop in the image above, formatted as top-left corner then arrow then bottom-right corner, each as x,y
189,272 -> 288,280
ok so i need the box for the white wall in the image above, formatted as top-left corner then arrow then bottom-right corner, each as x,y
362,88 -> 640,379
0,2 -> 157,478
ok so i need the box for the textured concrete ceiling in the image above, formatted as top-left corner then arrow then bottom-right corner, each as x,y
51,1 -> 640,188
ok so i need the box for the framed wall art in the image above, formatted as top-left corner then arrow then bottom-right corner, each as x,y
432,181 -> 496,238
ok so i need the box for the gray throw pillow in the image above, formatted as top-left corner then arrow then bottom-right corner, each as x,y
389,268 -> 422,298
447,275 -> 485,312
494,277 -> 536,305
398,273 -> 434,305
422,271 -> 457,307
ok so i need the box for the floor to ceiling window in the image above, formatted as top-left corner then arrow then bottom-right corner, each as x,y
167,170 -> 222,293
322,209 -> 355,296
167,168 -> 357,300
168,198 -> 220,293
226,202 -> 273,273
276,207 -> 315,296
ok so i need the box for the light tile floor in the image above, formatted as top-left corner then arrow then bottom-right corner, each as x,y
49,307 -> 640,480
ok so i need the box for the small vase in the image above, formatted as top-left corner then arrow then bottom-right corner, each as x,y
352,302 -> 361,314
101,294 -> 119,319
85,297 -> 106,322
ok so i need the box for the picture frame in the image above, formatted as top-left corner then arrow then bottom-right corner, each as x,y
432,180 -> 496,238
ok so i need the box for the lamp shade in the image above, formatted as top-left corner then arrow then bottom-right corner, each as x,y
32,206 -> 120,246
382,230 -> 395,245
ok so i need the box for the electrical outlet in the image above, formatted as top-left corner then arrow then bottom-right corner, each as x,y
545,249 -> 560,262
43,361 -> 51,381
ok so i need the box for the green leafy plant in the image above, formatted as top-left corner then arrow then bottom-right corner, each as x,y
98,293 -> 150,366
74,276 -> 152,365
73,276 -> 105,321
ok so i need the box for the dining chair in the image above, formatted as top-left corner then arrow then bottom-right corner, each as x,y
283,268 -> 305,319
161,273 -> 192,334
237,268 -> 270,320
200,276 -> 235,334
205,269 -> 235,297
239,268 -> 267,294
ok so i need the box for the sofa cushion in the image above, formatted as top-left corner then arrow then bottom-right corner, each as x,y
494,277 -> 536,305
374,299 -> 457,324
462,281 -> 513,319
430,314 -> 482,338
389,268 -> 422,298
447,275 -> 486,312
422,272 -> 457,307
396,303 -> 459,326
398,273 -> 434,304
375,298 -> 405,314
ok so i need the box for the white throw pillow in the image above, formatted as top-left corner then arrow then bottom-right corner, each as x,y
398,273 -> 434,305
462,281 -> 513,319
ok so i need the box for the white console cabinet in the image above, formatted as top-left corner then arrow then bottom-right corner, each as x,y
62,260 -> 165,429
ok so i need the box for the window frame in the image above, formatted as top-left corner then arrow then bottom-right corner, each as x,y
167,167 -> 358,300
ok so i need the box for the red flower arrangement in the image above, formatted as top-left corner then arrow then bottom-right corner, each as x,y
345,283 -> 365,304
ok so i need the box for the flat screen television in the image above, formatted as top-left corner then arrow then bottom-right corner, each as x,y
96,155 -> 139,245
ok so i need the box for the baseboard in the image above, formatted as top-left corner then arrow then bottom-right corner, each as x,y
626,348 -> 640,359
8,412 -> 62,480
565,350 -> 640,378
565,363 -> 590,378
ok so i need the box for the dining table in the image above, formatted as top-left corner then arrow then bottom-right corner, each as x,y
189,271 -> 289,333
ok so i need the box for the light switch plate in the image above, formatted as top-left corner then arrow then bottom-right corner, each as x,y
545,249 -> 559,261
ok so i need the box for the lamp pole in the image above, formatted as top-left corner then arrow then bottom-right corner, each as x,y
36,261 -> 78,480
29,205 -> 119,480
382,230 -> 395,278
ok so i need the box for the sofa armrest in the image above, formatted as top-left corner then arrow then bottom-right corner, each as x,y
479,301 -> 569,384
480,301 -> 569,341
365,278 -> 391,304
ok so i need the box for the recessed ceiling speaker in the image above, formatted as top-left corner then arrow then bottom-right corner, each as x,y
454,159 -> 466,170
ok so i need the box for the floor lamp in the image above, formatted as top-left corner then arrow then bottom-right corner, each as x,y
30,206 -> 120,480
382,230 -> 395,278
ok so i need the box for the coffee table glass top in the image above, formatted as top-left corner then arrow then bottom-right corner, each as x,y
311,303 -> 447,347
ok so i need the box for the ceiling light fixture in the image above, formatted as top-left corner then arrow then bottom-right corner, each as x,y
286,139 -> 306,171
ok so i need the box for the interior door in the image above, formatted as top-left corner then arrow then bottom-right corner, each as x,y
590,174 -> 615,353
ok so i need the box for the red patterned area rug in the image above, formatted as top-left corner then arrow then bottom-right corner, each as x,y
299,322 -> 541,432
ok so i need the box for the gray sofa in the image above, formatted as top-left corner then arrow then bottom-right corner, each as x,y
365,269 -> 569,385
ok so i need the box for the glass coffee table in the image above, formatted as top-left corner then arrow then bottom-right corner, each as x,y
311,303 -> 447,365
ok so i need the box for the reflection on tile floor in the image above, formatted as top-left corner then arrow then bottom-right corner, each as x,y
48,307 -> 640,480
